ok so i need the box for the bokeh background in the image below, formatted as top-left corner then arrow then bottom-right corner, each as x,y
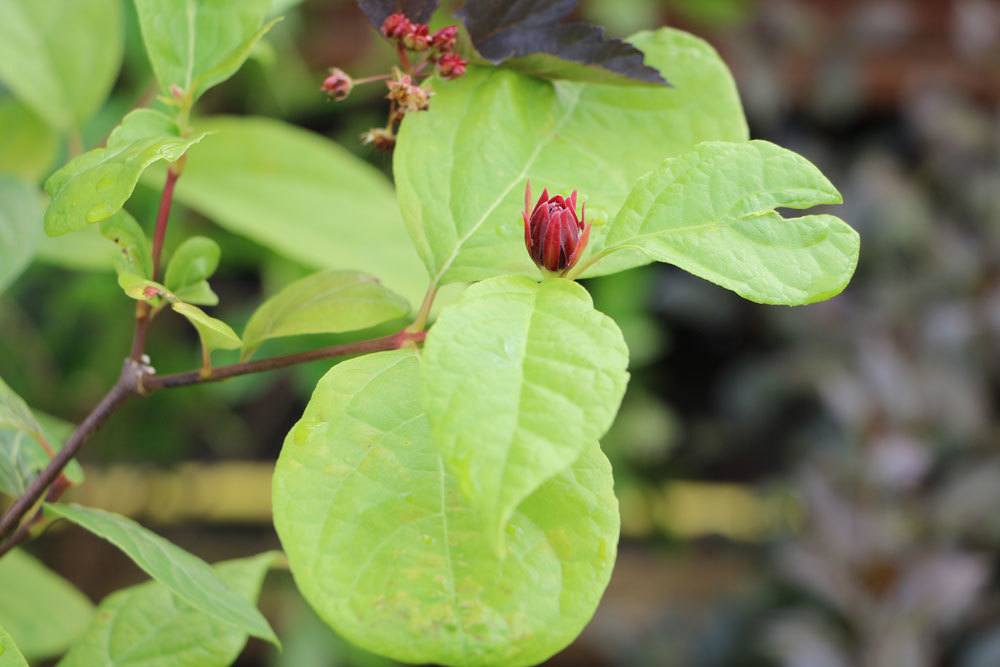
3,0 -> 1000,665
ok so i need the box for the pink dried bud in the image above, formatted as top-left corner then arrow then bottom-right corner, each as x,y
402,23 -> 431,51
142,285 -> 161,299
381,12 -> 413,39
437,52 -> 467,79
386,75 -> 431,113
169,84 -> 185,100
522,181 -> 591,275
321,68 -> 353,101
431,26 -> 458,52
361,127 -> 396,151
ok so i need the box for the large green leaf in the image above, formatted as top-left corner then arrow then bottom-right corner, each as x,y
159,116 -> 428,306
273,350 -> 619,666
0,550 -> 94,660
0,377 -> 83,496
0,0 -> 123,130
58,552 -> 278,667
164,236 -> 220,305
422,276 -> 629,540
134,0 -> 275,101
597,140 -> 859,304
0,177 -> 42,295
44,503 -> 279,646
241,270 -> 411,360
0,99 -> 58,182
0,623 -> 28,667
394,27 -> 748,288
44,110 -> 206,236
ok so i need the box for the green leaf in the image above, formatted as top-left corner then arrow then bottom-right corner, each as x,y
44,110 -> 206,237
241,270 -> 411,360
0,377 -> 83,496
156,116 -> 428,306
100,209 -> 153,279
0,0 -> 123,130
164,236 -> 220,305
394,27 -> 747,288
57,552 -> 279,667
0,177 -> 42,295
0,549 -> 94,660
597,140 -> 859,304
422,276 -> 629,539
32,411 -> 84,486
171,303 -> 242,356
0,99 -> 58,182
0,623 -> 28,667
44,503 -> 280,646
273,350 -> 619,666
134,0 -> 275,101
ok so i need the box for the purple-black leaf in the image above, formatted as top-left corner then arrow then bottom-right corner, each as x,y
457,0 -> 667,86
357,0 -> 440,28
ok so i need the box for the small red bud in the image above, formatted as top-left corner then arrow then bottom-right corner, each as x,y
381,12 -> 413,40
522,181 -> 591,275
361,127 -> 396,151
437,53 -> 467,79
431,26 -> 458,52
169,84 -> 185,100
321,68 -> 353,101
402,23 -> 431,51
142,285 -> 161,299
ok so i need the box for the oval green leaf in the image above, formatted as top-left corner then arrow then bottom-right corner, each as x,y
598,140 -> 859,304
134,0 -> 275,101
0,177 -> 42,295
58,552 -> 279,667
422,277 -> 629,540
44,503 -> 279,646
164,236 -> 221,305
273,350 -> 619,666
0,549 -> 94,660
44,110 -> 206,236
100,209 -> 153,279
158,116 -> 428,306
241,270 -> 411,360
394,27 -> 748,288
0,0 -> 122,130
171,303 -> 242,356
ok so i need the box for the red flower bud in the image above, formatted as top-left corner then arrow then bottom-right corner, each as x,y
321,68 -> 353,101
402,23 -> 431,51
522,181 -> 591,275
361,127 -> 396,151
386,75 -> 431,112
437,53 -> 467,79
381,12 -> 413,39
431,26 -> 458,52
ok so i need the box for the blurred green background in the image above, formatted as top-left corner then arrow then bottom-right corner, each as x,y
2,0 -> 999,665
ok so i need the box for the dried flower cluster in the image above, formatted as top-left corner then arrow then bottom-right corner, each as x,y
322,11 -> 468,151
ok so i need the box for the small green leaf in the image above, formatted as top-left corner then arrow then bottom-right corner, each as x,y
0,0 -> 123,130
134,0 -> 274,101
241,270 -> 411,360
164,236 -> 220,306
57,552 -> 279,667
0,549 -> 94,660
422,276 -> 630,541
273,350 -> 619,666
172,303 -> 242,359
0,99 -> 58,182
154,116 -> 428,306
596,140 -> 859,304
0,622 -> 28,667
395,27 -> 747,288
100,209 -> 153,279
44,503 -> 279,647
116,273 -> 171,303
44,110 -> 206,237
0,177 -> 43,295
0,377 -> 83,496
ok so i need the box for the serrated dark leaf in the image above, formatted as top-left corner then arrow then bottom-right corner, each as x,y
457,0 -> 667,86
357,0 -> 439,28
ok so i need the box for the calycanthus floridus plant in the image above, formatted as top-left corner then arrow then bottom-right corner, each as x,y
0,0 -> 859,665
